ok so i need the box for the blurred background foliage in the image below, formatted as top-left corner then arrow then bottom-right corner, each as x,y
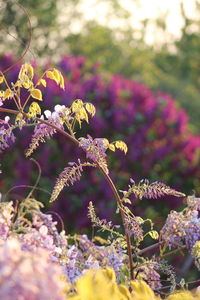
1,0 -> 200,131
1,0 -> 200,231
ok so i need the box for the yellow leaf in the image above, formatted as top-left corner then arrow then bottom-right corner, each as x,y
135,216 -> 144,224
18,64 -> 25,81
15,113 -> 23,123
39,79 -> 47,87
0,76 -> 4,84
123,198 -> 131,204
53,68 -> 60,83
23,78 -> 32,89
46,71 -> 57,81
102,138 -> 109,148
18,64 -> 34,81
28,101 -> 41,118
30,88 -> 43,101
108,143 -> 115,151
26,64 -> 34,79
77,107 -> 88,123
4,89 -> 12,99
59,73 -> 65,89
149,230 -> 159,240
0,90 -> 4,97
85,103 -> 96,117
115,141 -> 128,154
92,236 -> 110,245
71,99 -> 83,112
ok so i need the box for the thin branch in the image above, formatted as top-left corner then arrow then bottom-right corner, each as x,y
99,165 -> 135,280
0,107 -> 79,146
4,185 -> 51,201
155,278 -> 200,291
159,246 -> 186,259
137,242 -> 161,256
0,1 -> 32,74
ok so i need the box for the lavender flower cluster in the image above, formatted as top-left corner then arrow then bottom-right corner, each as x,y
0,116 -> 15,152
0,200 -> 129,297
160,196 -> 200,251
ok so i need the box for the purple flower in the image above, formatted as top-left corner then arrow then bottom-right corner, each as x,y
0,117 -> 15,152
0,239 -> 67,300
0,201 -> 14,240
160,203 -> 200,250
25,116 -> 64,157
79,135 -> 108,173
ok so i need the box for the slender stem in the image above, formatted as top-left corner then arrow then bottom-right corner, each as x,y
155,278 -> 200,291
0,106 -> 134,280
99,165 -> 134,280
159,246 -> 186,259
0,107 -> 79,146
137,242 -> 161,256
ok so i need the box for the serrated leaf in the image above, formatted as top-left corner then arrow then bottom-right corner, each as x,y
30,88 -> 42,101
39,79 -> 47,87
0,76 -> 4,84
149,230 -> 159,240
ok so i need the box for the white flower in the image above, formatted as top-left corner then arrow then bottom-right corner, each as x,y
44,110 -> 52,119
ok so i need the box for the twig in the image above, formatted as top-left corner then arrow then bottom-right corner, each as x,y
137,242 -> 161,256
155,278 -> 200,291
159,246 -> 186,259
